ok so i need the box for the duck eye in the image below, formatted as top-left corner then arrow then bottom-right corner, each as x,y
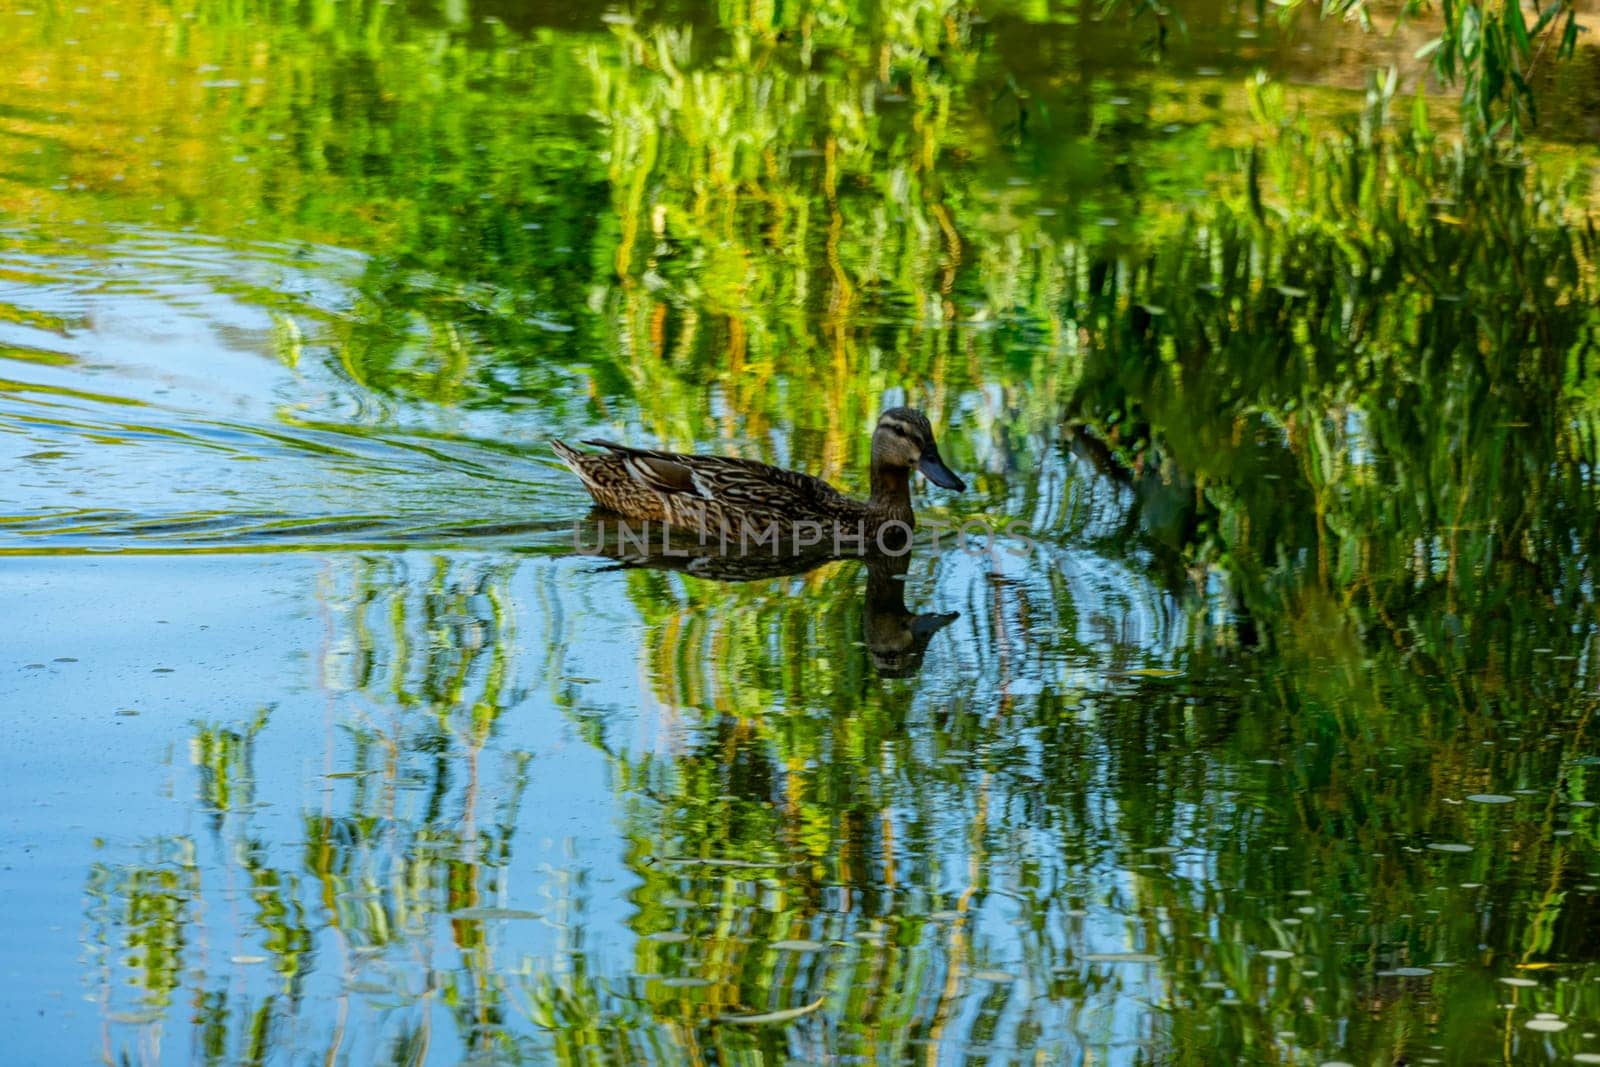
885,423 -> 918,444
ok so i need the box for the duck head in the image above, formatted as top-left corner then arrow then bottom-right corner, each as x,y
871,407 -> 966,491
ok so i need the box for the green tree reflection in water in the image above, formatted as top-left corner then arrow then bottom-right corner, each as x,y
11,0 -> 1600,1061
84,558 -> 546,1063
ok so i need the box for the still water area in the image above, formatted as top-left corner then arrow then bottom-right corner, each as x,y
4,0 -> 1600,1062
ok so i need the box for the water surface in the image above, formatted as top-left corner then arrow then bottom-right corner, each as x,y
4,1 -> 1600,1063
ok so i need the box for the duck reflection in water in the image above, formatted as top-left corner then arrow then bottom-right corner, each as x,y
571,520 -> 960,678
859,550 -> 959,678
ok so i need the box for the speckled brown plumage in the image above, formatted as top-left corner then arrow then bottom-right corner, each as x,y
552,406 -> 965,538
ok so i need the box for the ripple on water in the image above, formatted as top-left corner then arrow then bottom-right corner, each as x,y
1,230 -> 579,553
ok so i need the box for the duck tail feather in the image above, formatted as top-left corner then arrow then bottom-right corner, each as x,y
580,438 -> 636,454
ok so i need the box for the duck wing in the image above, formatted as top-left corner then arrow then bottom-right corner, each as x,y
581,440 -> 702,497
582,440 -> 854,519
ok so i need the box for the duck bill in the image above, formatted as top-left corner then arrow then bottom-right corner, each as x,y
917,451 -> 966,492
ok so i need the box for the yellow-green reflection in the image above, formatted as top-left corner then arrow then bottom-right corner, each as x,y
5,0 -> 1600,1063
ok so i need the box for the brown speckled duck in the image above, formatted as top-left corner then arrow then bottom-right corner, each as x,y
553,407 -> 966,536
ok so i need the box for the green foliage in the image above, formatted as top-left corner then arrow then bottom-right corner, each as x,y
13,0 -> 1600,1062
1230,0 -> 1580,138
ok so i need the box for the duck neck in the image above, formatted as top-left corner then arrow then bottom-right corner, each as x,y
867,462 -> 915,529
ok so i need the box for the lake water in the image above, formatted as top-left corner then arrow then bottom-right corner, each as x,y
4,0 -> 1600,1063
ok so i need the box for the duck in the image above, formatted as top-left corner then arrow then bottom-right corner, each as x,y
552,406 -> 966,539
